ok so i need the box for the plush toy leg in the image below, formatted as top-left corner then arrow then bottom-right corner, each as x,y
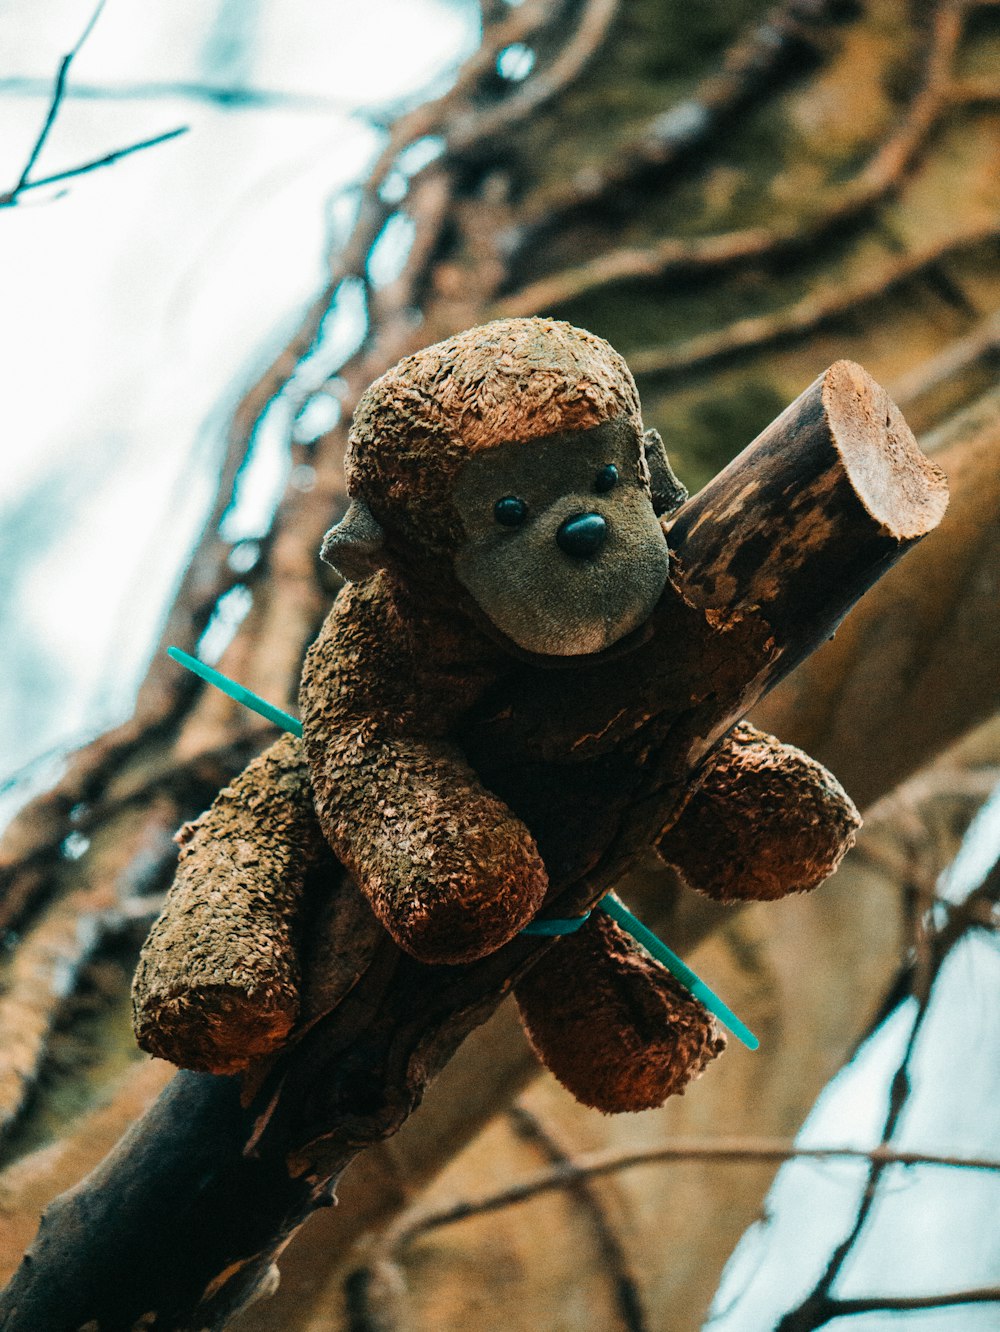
658,722 -> 861,903
132,733 -> 326,1074
514,907 -> 725,1113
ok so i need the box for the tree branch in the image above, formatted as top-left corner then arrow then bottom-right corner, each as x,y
514,0 -> 858,230
379,1138 -> 1000,1250
5,0 -> 108,199
825,1287 -> 1000,1316
496,0 -> 963,317
625,224 -> 1000,379
774,854 -> 1000,1331
2,126 -> 189,201
0,1 -> 186,209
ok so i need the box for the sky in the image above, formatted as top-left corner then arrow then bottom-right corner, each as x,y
0,0 -> 477,824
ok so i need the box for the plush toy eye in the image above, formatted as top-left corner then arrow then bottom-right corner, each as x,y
594,464 -> 618,493
494,496 -> 528,527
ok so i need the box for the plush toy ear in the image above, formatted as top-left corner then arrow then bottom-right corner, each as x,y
643,428 -> 688,518
320,498 -> 387,582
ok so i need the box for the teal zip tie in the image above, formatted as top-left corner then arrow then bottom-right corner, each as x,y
167,647 -> 758,1051
600,894 -> 759,1050
521,910 -> 593,936
167,646 -> 303,736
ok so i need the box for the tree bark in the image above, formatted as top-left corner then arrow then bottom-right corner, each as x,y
753,385 -> 1000,805
0,364 -> 945,1330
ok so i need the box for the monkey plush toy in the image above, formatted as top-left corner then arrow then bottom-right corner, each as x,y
133,317 -> 860,1113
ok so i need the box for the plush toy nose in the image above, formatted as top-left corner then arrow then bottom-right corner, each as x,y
556,512 -> 608,559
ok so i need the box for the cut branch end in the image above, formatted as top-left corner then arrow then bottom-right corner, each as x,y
824,360 -> 950,540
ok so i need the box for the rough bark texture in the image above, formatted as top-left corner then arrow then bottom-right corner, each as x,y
0,362 -> 945,1330
753,386 -> 1000,805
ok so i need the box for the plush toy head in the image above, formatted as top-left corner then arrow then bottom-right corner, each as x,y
322,317 -> 686,657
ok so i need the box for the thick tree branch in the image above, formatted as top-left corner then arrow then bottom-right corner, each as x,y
753,384 -> 1000,806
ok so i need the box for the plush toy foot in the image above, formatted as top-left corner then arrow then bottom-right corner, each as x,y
132,734 -> 325,1074
514,906 -> 725,1113
658,722 -> 861,903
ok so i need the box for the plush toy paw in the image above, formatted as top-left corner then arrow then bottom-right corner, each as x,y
514,906 -> 725,1113
131,734 -> 323,1073
659,722 -> 861,902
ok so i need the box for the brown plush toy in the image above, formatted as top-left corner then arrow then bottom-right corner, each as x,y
133,318 -> 861,1113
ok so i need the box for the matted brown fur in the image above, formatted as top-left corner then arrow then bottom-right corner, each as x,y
346,317 -> 642,566
515,908 -> 726,1112
661,722 -> 861,902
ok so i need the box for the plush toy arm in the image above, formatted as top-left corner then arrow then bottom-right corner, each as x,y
132,732 -> 326,1072
300,580 -> 548,965
515,904 -> 724,1112
657,722 -> 861,902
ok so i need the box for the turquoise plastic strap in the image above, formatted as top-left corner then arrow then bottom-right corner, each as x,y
521,910 -> 593,936
600,895 -> 759,1050
167,646 -> 303,736
167,647 -> 758,1051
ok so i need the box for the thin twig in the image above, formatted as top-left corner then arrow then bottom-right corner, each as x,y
7,0 -> 108,199
0,0 -> 182,208
0,76 -> 358,113
508,1105 -> 649,1332
775,854 -> 1000,1331
6,126 -> 188,199
386,1139 -> 1000,1249
826,1287 -> 1000,1315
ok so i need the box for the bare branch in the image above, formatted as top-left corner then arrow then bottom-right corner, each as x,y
448,0 -> 620,152
516,0 -> 858,229
0,76 -> 359,112
507,1105 -> 649,1332
0,1 -> 182,208
775,854 -> 1000,1330
497,0 -> 963,317
384,1138 -> 1000,1252
626,223 -> 1000,378
4,126 -> 189,201
6,0 -> 108,200
827,1287 -> 1000,1316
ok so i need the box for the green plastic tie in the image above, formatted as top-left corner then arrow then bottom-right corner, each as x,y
167,646 -> 758,1051
520,910 -> 593,936
167,646 -> 303,736
599,894 -> 759,1050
